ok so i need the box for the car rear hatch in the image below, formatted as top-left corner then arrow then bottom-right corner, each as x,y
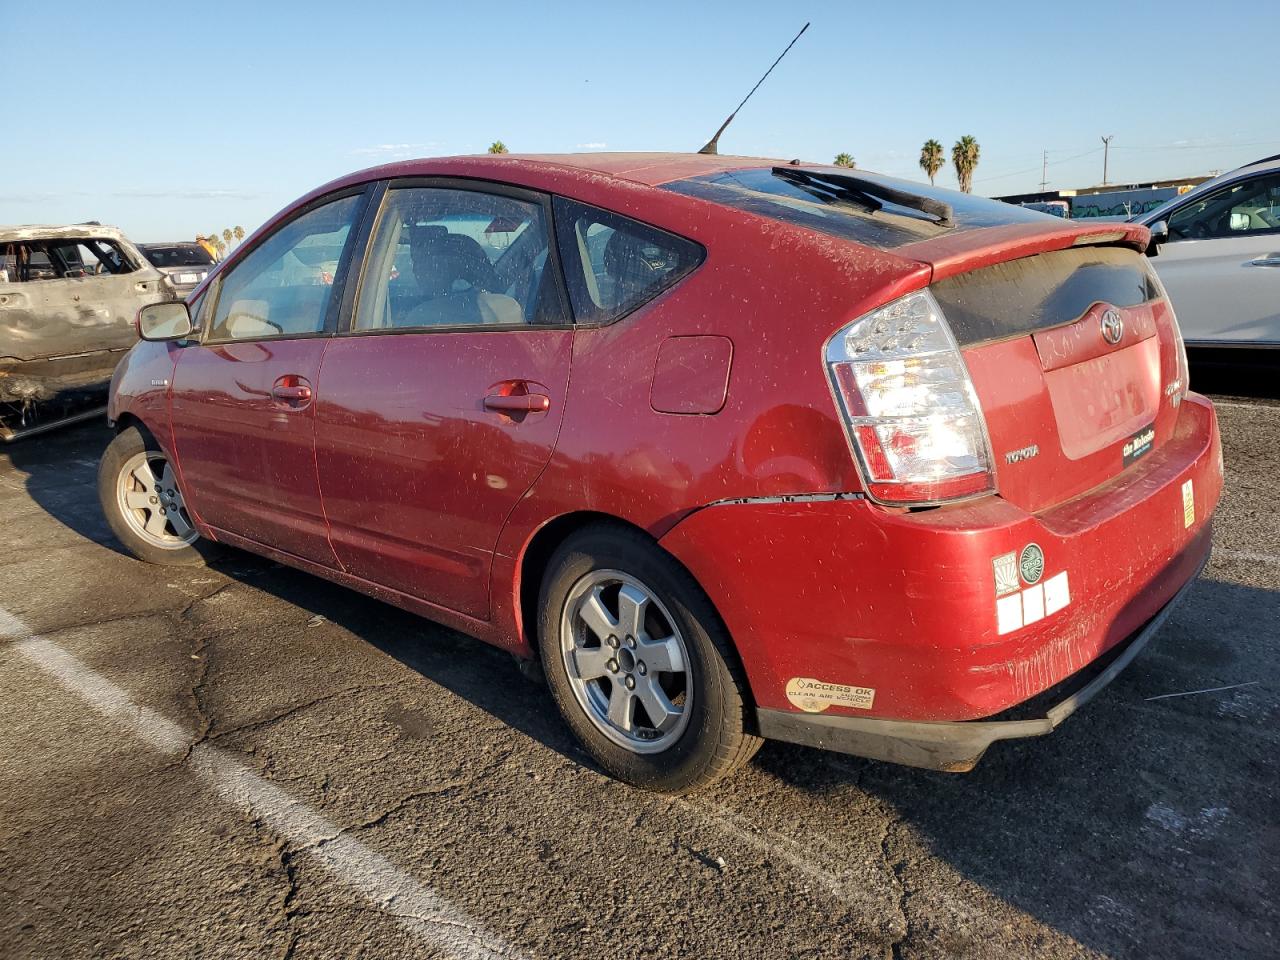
911,224 -> 1186,513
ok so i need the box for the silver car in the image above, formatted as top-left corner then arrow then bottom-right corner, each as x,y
1139,155 -> 1280,348
137,242 -> 216,296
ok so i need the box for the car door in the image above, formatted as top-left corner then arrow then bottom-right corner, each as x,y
1151,171 -> 1280,345
169,188 -> 369,561
313,180 -> 573,619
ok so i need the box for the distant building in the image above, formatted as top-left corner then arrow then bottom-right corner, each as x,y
994,175 -> 1210,219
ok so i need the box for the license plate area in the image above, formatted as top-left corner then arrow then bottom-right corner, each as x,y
1045,337 -> 1161,460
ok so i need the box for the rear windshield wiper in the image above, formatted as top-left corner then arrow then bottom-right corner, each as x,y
772,167 -> 954,226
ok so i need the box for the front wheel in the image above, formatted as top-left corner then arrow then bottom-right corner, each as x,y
98,425 -> 215,566
537,524 -> 761,793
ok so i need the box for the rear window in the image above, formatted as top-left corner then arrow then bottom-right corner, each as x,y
931,246 -> 1159,347
142,244 -> 215,267
552,197 -> 703,324
663,167 -> 1050,250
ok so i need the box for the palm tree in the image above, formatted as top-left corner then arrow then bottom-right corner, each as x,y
233,225 -> 244,245
222,228 -> 233,251
833,152 -> 855,168
919,139 -> 944,185
488,141 -> 508,154
952,135 -> 980,193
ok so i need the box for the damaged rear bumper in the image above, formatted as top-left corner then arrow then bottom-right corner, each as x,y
756,551 -> 1208,772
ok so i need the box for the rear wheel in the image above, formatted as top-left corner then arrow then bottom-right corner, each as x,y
98,426 -> 214,566
538,524 -> 760,793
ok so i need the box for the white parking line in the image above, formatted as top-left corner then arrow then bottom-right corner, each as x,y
0,608 -> 527,960
679,798 -> 865,904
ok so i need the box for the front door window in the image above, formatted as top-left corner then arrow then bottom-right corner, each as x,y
208,194 -> 361,340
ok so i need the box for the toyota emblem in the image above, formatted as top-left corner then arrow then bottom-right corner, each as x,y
1100,308 -> 1124,345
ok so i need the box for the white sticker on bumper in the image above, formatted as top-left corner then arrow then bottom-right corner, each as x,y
1022,583 -> 1045,625
996,571 -> 1070,634
997,593 -> 1024,635
1182,479 -> 1195,528
1044,571 -> 1070,615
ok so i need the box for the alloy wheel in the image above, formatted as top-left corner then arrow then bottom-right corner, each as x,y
115,451 -> 197,550
559,569 -> 692,754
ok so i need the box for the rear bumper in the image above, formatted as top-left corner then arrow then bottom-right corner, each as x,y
756,548 -> 1208,771
659,393 -> 1223,730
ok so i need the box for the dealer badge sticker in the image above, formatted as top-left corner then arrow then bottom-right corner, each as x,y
1019,543 -> 1045,585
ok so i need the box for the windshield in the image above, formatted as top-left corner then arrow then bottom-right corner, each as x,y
141,244 -> 214,267
664,167 -> 1050,250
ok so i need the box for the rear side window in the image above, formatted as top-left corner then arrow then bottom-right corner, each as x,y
552,197 -> 702,324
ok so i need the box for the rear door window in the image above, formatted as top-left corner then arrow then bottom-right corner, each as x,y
552,198 -> 702,324
353,185 -> 564,330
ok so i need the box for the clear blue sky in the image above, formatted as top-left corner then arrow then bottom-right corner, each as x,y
1,0 -> 1270,242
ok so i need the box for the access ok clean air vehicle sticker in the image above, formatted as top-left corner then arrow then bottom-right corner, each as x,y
785,678 -> 876,713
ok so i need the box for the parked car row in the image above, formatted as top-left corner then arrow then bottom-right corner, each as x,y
101,153 -> 1221,791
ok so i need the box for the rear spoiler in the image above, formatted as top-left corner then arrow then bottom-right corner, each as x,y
898,220 -> 1151,284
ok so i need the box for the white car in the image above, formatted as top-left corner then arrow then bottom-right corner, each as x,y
1139,155 -> 1280,349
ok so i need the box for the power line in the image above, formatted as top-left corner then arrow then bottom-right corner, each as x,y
974,147 -> 1101,184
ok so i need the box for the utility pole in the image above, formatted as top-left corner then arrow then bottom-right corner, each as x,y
1101,135 -> 1114,185
1039,150 -> 1048,191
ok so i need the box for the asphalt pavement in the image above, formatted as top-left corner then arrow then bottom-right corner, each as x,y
1,393 -> 1276,960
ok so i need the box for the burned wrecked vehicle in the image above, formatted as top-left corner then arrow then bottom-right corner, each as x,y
1,224 -> 175,439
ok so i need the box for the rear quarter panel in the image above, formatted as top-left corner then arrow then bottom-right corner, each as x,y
488,188 -> 930,650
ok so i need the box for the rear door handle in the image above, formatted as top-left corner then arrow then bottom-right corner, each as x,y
1247,255 -> 1280,267
483,393 -> 550,413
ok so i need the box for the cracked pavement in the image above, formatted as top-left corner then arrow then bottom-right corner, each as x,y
1,395 -> 1277,959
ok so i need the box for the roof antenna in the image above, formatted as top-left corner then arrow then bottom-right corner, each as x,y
698,22 -> 810,156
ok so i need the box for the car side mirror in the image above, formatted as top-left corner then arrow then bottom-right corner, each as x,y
137,301 -> 194,341
1146,220 -> 1169,257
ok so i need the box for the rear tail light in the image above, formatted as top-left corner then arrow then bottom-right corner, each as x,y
825,288 -> 995,506
1147,263 -> 1190,404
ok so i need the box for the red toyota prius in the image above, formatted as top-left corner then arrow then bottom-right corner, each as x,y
100,153 -> 1222,792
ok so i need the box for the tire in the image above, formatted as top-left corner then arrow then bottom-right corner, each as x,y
538,523 -> 761,793
98,425 -> 217,567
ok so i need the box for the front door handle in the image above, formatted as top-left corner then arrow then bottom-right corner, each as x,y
484,393 -> 550,413
270,376 -> 313,404
271,385 -> 312,401
1247,255 -> 1280,267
